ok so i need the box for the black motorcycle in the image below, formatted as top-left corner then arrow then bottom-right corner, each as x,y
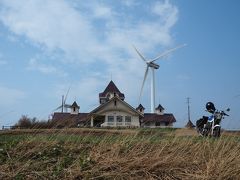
196,102 -> 230,137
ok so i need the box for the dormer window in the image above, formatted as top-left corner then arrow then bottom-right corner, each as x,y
100,99 -> 106,104
70,101 -> 80,114
107,93 -> 114,100
136,104 -> 145,114
155,104 -> 165,115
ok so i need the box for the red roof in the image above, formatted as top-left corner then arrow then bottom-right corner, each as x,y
99,80 -> 125,98
52,112 -> 88,123
141,113 -> 176,123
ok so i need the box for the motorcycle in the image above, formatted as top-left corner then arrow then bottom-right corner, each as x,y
196,102 -> 230,137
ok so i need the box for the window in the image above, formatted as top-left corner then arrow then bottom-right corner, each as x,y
155,122 -> 161,126
107,93 -> 114,99
100,99 -> 106,104
107,116 -> 114,122
107,116 -> 114,126
116,115 -> 123,126
125,116 -> 131,126
117,116 -> 123,122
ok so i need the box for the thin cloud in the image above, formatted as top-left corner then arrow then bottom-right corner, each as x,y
0,53 -> 7,65
0,60 -> 7,65
121,0 -> 138,7
90,2 -> 113,19
0,0 -> 179,110
0,0 -> 178,63
152,0 -> 179,29
177,74 -> 191,81
27,58 -> 68,77
0,86 -> 26,106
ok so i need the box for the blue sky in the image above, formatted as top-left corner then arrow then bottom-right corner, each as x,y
0,0 -> 239,129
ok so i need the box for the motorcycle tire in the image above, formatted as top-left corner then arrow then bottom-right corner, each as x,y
213,126 -> 221,137
202,128 -> 209,137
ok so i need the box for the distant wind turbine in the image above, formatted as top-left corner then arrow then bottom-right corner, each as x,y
53,86 -> 72,113
134,44 -> 186,113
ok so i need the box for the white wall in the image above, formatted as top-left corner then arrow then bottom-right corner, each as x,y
101,111 -> 140,127
92,98 -> 141,127
71,107 -> 79,114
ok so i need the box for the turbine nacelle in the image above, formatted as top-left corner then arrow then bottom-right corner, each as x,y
147,61 -> 159,69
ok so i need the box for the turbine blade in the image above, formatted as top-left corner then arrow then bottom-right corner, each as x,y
133,45 -> 148,62
64,104 -> 72,108
151,44 -> 187,62
53,105 -> 63,112
139,66 -> 149,102
64,86 -> 71,104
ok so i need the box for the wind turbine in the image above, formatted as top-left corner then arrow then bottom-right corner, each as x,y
53,86 -> 72,113
134,44 -> 186,113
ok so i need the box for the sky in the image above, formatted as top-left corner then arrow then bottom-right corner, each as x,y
0,0 -> 239,130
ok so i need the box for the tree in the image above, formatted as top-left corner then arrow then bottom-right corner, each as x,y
16,115 -> 32,128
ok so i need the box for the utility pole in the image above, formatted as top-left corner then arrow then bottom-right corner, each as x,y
185,97 -> 195,128
61,95 -> 64,113
187,97 -> 191,122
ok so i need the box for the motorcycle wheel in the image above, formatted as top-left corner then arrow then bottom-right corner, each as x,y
213,127 -> 221,137
202,128 -> 209,137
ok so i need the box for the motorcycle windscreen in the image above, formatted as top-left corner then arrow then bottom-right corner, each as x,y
208,115 -> 214,122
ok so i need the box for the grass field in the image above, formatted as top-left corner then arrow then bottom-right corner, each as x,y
0,128 -> 240,179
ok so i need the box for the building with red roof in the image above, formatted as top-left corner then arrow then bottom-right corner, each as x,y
52,80 -> 176,128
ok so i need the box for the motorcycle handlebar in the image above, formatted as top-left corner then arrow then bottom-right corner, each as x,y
205,109 -> 230,116
222,112 -> 229,116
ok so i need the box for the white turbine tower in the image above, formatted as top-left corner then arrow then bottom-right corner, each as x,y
134,44 -> 186,113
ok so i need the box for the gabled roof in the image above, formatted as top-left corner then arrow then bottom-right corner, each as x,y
142,113 -> 176,123
155,104 -> 165,110
99,80 -> 125,98
71,101 -> 80,108
89,96 -> 143,117
52,112 -> 88,122
136,104 -> 145,110
52,112 -> 89,127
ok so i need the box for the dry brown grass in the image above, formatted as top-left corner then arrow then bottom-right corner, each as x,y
0,128 -> 240,179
